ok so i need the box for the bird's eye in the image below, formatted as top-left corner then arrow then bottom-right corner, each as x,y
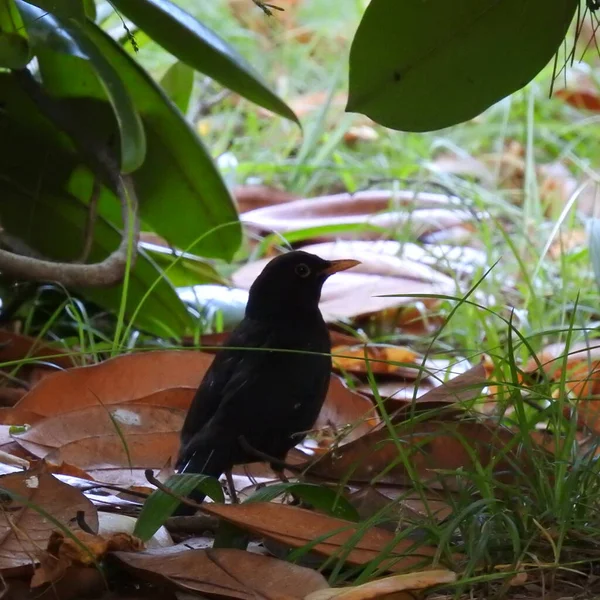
294,263 -> 311,278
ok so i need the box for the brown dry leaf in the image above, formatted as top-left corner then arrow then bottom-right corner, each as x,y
332,345 -> 422,377
234,184 -> 300,213
13,404 -> 184,486
302,240 -> 487,278
313,375 -> 379,448
233,251 -> 456,323
524,342 -> 600,430
113,546 -> 328,600
343,125 -> 379,146
3,350 -> 212,425
349,486 -> 452,528
306,418 -> 537,489
0,330 -> 78,369
241,190 -> 472,239
306,569 -> 457,600
202,502 -> 439,572
32,528 -> 142,588
0,466 -> 98,574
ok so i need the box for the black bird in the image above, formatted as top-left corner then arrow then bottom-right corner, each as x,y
175,250 -> 359,513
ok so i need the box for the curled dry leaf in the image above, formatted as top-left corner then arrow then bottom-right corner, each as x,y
0,466 -> 98,574
241,189 -> 470,238
233,251 -> 456,323
524,341 -> 600,434
0,330 -> 78,369
32,528 -> 142,588
202,502 -> 439,572
13,404 -> 184,486
332,345 -> 424,378
302,240 -> 487,277
2,350 -> 212,425
313,375 -> 378,448
234,184 -> 300,213
349,486 -> 452,529
306,569 -> 457,600
112,546 -> 328,600
306,418 -> 542,490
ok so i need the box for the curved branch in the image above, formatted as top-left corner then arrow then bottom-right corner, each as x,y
0,70 -> 140,288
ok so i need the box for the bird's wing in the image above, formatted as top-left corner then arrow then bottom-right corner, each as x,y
178,318 -> 274,457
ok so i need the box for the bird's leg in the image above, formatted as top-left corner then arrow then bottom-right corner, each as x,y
237,435 -> 300,473
225,470 -> 239,504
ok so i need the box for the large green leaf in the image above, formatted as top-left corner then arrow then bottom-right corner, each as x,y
109,0 -> 298,124
347,0 -> 578,131
159,60 -> 194,115
19,2 -> 241,260
63,19 -> 146,173
0,0 -> 29,68
0,72 -> 193,338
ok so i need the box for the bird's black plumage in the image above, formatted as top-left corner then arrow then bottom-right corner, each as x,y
175,251 -> 359,514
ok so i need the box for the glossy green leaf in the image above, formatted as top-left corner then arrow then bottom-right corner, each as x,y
0,0 -> 29,68
246,482 -> 360,522
21,0 -> 84,20
0,72 -> 193,338
347,0 -> 578,131
109,0 -> 298,124
160,60 -> 194,115
63,19 -> 146,174
19,2 -> 241,260
134,473 -> 224,541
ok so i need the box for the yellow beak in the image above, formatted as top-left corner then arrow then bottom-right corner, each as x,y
322,259 -> 361,275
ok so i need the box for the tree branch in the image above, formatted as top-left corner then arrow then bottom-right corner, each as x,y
0,70 -> 140,288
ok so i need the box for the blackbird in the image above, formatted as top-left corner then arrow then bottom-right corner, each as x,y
175,251 -> 359,514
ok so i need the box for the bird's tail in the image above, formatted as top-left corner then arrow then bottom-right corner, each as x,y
173,444 -> 231,516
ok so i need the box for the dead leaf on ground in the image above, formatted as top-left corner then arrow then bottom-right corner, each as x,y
2,351 -> 212,425
306,569 -> 457,600
349,486 -> 452,529
12,404 -> 184,486
241,190 -> 471,240
202,502 -> 440,572
0,330 -> 78,369
305,419 -> 539,490
234,184 -> 300,213
302,240 -> 487,278
0,466 -> 98,575
233,251 -> 456,323
332,345 -> 425,378
312,374 -> 379,449
524,342 -> 600,428
112,546 -> 328,600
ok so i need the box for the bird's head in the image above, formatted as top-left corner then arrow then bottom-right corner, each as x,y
245,250 -> 360,320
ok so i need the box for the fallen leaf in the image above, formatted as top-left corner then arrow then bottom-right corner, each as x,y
343,125 -> 379,146
112,546 -> 328,600
233,252 -> 456,323
332,345 -> 423,377
306,569 -> 457,600
201,502 -> 439,572
2,351 -> 212,425
306,417 -> 533,490
349,486 -> 452,528
0,330 -> 78,369
312,375 -> 379,447
302,240 -> 487,278
234,184 -> 300,213
0,466 -> 98,574
12,404 -> 184,486
241,190 -> 471,241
